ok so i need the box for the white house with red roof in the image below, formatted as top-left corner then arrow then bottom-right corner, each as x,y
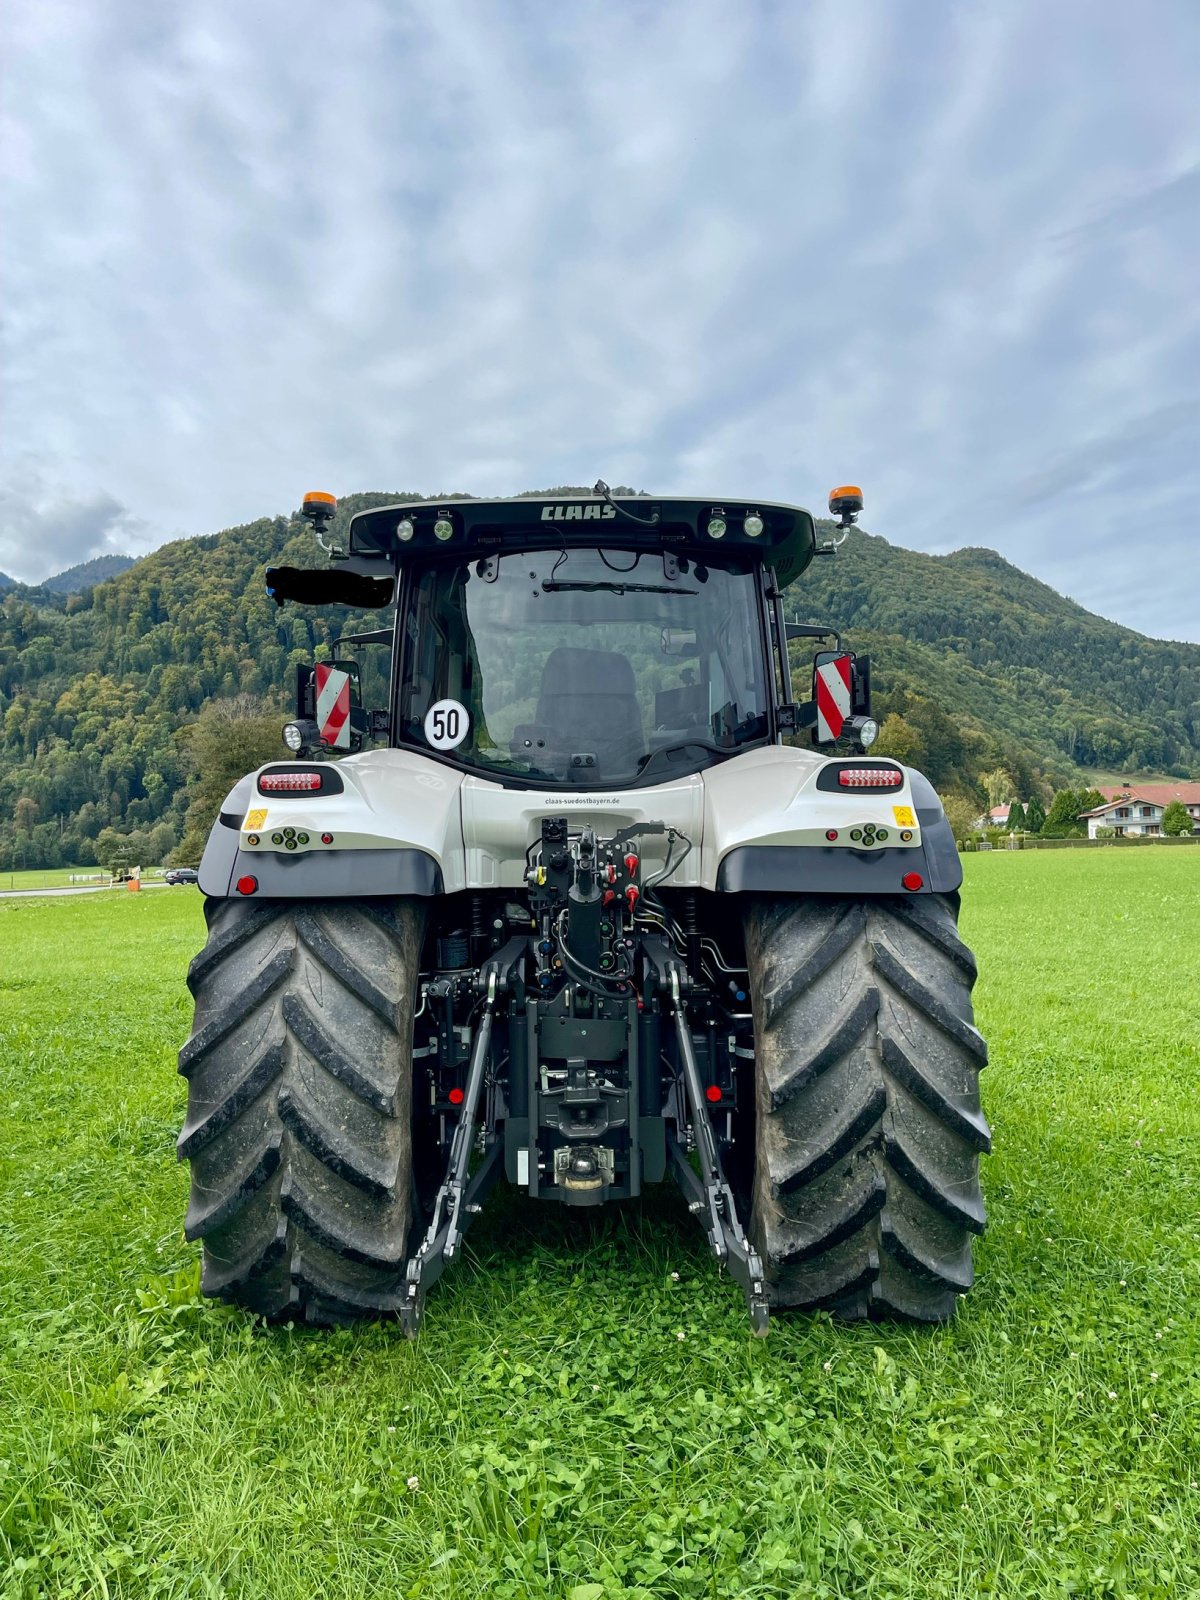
1077,783 -> 1200,838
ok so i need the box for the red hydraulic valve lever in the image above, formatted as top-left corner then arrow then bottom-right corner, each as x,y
625,884 -> 640,912
606,863 -> 617,884
624,853 -> 639,876
602,889 -> 617,907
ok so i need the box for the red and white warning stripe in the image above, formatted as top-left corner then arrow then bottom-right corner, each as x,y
814,655 -> 852,742
315,663 -> 351,749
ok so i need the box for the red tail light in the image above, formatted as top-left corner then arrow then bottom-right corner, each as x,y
259,771 -> 323,792
837,767 -> 902,789
902,872 -> 924,891
236,875 -> 258,896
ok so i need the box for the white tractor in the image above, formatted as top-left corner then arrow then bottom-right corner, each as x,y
178,485 -> 988,1332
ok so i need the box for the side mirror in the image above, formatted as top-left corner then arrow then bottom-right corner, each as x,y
266,565 -> 395,609
811,650 -> 875,748
295,659 -> 363,751
812,651 -> 851,743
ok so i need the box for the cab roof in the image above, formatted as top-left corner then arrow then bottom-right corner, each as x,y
347,494 -> 817,587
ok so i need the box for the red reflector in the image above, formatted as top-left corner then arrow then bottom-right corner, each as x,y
825,829 -> 838,841
236,875 -> 258,896
448,1087 -> 465,1106
321,832 -> 334,845
705,1085 -> 722,1103
837,767 -> 902,788
902,872 -> 924,892
259,771 -> 322,792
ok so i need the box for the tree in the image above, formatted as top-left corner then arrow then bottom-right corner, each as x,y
176,695 -> 287,865
1042,788 -> 1086,836
871,713 -> 925,768
1024,792 -> 1046,833
1006,800 -> 1026,832
1162,800 -> 1193,836
980,768 -> 1016,808
941,792 -> 980,845
13,795 -> 38,834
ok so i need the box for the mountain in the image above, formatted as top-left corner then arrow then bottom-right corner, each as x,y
788,529 -> 1199,787
39,554 -> 136,594
0,553 -> 136,599
0,491 -> 1196,870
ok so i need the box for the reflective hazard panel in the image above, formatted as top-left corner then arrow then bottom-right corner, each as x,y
315,663 -> 351,749
814,654 -> 853,742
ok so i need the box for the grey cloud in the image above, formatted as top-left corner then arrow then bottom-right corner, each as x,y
1008,403 -> 1200,509
1,0 -> 1198,637
0,478 -> 148,583
1054,163 -> 1200,248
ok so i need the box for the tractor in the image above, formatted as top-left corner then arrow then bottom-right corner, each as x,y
178,485 -> 988,1333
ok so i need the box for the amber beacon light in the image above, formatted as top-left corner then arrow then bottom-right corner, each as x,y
301,490 -> 337,531
828,485 -> 864,522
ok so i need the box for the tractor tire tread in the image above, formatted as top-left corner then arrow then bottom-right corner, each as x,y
177,897 -> 424,1322
745,892 -> 988,1323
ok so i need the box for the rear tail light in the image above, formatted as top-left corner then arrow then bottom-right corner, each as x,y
837,767 -> 902,789
259,771 -> 323,792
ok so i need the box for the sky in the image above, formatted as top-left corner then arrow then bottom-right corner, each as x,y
1,0 -> 1198,641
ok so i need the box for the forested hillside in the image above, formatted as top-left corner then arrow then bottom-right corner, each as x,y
1,491 -> 1197,870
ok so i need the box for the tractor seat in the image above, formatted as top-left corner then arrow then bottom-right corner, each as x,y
534,647 -> 644,764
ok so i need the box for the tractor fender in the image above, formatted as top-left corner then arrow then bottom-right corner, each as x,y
196,750 -> 462,899
706,749 -> 963,896
905,769 -> 963,892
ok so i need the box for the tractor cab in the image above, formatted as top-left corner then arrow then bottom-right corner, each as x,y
269,487 -> 875,772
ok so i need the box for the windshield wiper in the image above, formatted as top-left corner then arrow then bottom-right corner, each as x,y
540,580 -> 696,596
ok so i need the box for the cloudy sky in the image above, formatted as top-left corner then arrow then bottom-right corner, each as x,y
2,0 -> 1198,639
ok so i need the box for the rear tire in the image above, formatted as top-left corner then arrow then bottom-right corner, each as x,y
743,894 -> 989,1322
177,896 -> 424,1322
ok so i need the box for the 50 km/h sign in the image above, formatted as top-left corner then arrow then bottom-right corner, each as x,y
424,698 -> 470,750
315,664 -> 351,749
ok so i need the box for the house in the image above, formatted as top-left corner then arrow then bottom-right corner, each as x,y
985,804 -> 1011,827
1078,783 -> 1200,839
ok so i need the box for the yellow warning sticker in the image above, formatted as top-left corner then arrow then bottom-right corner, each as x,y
892,805 -> 915,827
245,808 -> 268,830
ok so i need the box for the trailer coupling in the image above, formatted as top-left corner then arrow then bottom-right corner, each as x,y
399,945 -> 768,1336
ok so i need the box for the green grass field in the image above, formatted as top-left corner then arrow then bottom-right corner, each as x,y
2,853 -> 1198,1599
0,867 -> 108,891
0,868 -> 172,892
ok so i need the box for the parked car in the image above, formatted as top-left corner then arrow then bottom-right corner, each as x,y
163,867 -> 199,885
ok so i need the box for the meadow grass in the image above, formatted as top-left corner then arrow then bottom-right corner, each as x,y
1,852 -> 1198,1599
